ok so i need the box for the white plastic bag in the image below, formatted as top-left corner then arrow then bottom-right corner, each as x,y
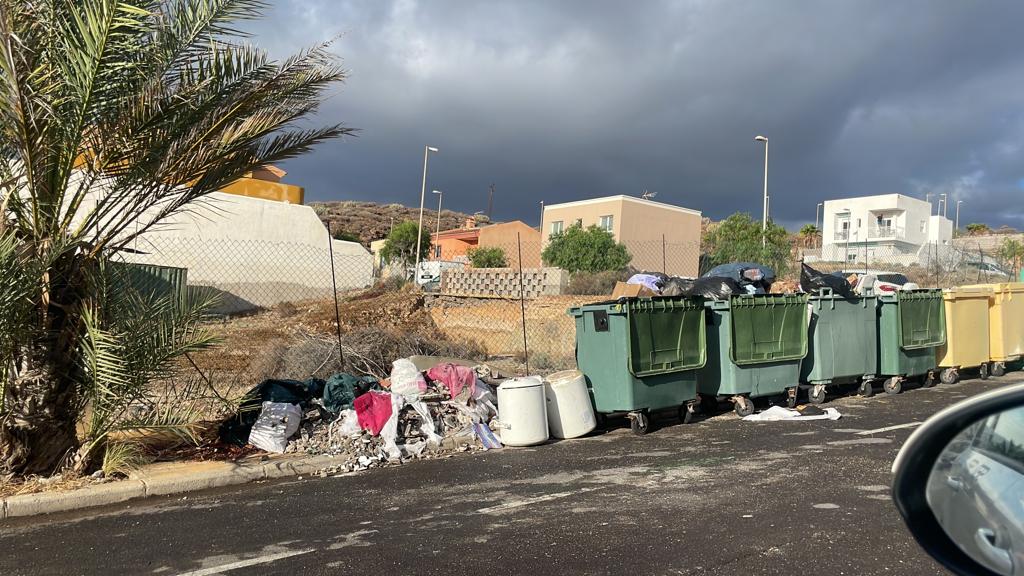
389,359 -> 427,400
248,402 -> 302,453
334,409 -> 361,437
408,400 -> 443,446
379,393 -> 404,461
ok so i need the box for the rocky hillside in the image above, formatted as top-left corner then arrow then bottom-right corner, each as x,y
311,201 -> 491,246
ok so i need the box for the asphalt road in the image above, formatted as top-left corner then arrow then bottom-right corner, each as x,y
3,375 -> 1019,576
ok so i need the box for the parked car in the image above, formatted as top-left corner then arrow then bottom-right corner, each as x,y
893,383 -> 1024,576
966,261 -> 1013,279
831,269 -> 911,293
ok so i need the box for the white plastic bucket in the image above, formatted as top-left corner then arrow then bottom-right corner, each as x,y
543,370 -> 596,439
497,376 -> 549,446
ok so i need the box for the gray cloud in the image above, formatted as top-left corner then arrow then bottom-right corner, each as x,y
247,0 -> 1024,230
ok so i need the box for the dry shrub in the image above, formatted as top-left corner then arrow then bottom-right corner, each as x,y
567,269 -> 634,295
276,301 -> 298,318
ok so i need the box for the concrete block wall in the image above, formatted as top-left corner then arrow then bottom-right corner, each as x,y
440,267 -> 569,299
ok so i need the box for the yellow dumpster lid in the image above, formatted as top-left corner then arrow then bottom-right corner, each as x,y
943,286 -> 994,298
962,282 -> 1024,293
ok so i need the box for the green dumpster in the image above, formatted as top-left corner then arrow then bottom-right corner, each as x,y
569,297 -> 707,434
800,289 -> 878,404
872,290 -> 945,395
698,294 -> 809,416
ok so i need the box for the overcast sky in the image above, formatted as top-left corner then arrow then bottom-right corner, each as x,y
247,0 -> 1024,230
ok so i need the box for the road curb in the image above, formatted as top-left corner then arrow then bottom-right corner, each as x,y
0,454 -> 342,520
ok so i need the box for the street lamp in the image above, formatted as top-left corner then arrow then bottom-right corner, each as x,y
432,190 -> 443,250
754,135 -> 769,247
939,193 -> 947,218
925,193 -> 933,216
955,200 -> 963,232
815,202 -> 824,249
415,146 -> 439,275
539,200 -> 545,229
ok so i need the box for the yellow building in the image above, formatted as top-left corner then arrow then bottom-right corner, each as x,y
220,165 -> 304,204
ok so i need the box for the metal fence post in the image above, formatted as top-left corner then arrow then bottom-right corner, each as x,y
325,221 -> 345,368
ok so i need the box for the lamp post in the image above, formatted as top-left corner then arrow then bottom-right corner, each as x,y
955,200 -> 963,233
754,135 -> 769,247
815,202 -> 823,249
415,146 -> 439,275
539,200 -> 545,229
939,193 -> 947,218
432,190 -> 443,254
925,193 -> 933,215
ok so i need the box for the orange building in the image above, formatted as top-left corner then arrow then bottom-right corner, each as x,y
432,219 -> 542,268
220,165 -> 304,204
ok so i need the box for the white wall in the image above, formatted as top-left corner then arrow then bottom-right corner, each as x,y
72,187 -> 373,313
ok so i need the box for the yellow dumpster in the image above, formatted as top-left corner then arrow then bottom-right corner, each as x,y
936,286 -> 993,384
963,282 -> 1024,375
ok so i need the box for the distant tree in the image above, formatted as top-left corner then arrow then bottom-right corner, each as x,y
381,222 -> 431,268
998,238 -> 1024,276
467,246 -> 508,268
966,223 -> 992,236
331,229 -> 361,243
798,224 -> 821,248
542,225 -> 631,273
703,213 -> 791,275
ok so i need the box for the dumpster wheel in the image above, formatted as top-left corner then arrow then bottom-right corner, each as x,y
979,363 -> 990,380
679,402 -> 698,424
992,362 -> 1007,377
785,393 -> 798,409
939,368 -> 959,385
629,411 -> 651,435
922,371 -> 937,388
808,385 -> 826,404
859,380 -> 875,398
883,377 -> 902,395
731,396 -> 754,417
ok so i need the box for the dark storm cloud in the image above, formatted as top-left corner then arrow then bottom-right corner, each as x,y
248,0 -> 1024,229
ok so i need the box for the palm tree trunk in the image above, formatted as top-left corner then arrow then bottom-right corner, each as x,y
1,346 -> 81,475
0,255 -> 90,476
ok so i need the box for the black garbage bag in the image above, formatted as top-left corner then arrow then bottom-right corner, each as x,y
702,263 -> 776,293
683,276 -> 744,299
218,378 -> 324,446
661,277 -> 695,297
800,263 -> 854,298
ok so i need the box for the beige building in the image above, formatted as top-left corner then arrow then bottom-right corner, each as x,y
541,195 -> 702,276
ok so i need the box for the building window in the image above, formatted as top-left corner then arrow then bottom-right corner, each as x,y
599,215 -> 614,232
550,220 -> 563,236
434,245 -> 441,259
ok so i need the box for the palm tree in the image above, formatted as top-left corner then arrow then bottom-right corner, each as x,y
0,0 -> 352,474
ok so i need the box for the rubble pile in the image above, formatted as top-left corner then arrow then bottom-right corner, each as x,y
218,358 -> 504,474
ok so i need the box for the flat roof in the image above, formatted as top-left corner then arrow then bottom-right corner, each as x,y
544,195 -> 701,216
823,193 -> 925,204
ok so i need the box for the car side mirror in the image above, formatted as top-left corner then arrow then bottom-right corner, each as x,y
892,383 -> 1024,576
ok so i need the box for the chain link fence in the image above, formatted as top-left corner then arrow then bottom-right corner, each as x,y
121,231 -> 1020,390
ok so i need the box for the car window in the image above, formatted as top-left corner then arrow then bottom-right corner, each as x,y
974,407 -> 1024,473
877,274 -> 909,284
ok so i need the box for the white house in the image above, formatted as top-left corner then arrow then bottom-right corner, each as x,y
819,194 -> 953,265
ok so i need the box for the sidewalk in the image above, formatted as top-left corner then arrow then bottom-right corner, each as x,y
0,453 -> 346,520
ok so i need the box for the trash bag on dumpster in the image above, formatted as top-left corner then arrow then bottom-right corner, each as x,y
683,276 -> 744,299
627,273 -> 665,293
702,263 -> 776,293
800,263 -> 854,298
660,277 -> 695,297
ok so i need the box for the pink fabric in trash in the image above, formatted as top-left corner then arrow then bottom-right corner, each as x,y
426,363 -> 477,398
354,391 -> 393,435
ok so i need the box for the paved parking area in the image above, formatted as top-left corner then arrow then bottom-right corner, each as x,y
4,376 -> 1016,575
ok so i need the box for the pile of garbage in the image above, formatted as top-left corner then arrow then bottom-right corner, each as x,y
626,262 -> 778,299
218,357 -> 505,472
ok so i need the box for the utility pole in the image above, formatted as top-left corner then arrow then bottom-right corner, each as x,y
487,183 -> 495,220
755,135 -> 769,247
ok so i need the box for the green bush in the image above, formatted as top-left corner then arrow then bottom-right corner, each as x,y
381,221 -> 431,268
703,213 -> 791,275
467,246 -> 508,268
542,224 -> 631,273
